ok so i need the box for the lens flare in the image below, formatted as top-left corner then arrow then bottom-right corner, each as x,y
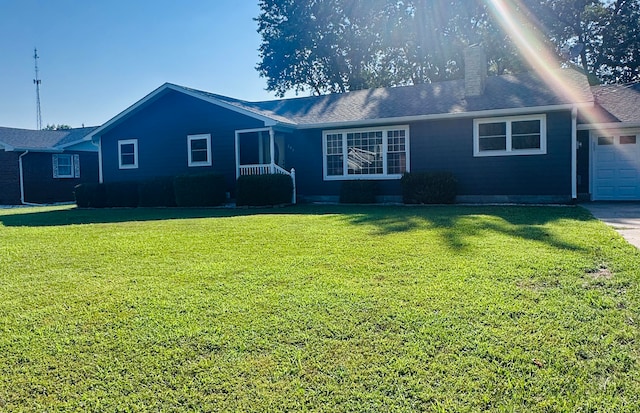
486,0 -> 616,136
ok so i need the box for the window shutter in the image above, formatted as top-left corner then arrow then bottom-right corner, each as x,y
52,154 -> 59,178
73,154 -> 80,178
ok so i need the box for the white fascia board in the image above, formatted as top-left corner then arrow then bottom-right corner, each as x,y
295,103 -> 593,130
0,141 -> 14,151
577,121 -> 640,131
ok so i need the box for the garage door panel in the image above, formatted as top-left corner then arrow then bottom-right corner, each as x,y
596,169 -> 615,179
618,187 -> 638,197
596,186 -> 615,197
598,151 -> 616,162
619,169 -> 638,179
593,134 -> 640,201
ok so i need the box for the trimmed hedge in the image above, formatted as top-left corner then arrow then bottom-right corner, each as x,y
236,174 -> 293,206
173,173 -> 226,207
401,171 -> 457,204
339,180 -> 379,204
105,181 -> 139,207
75,174 -> 225,208
138,177 -> 176,207
74,183 -> 107,208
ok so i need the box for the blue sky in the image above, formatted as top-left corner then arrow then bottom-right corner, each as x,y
0,1 -> 287,129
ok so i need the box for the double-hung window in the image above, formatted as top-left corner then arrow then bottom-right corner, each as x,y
473,115 -> 546,156
118,139 -> 138,169
323,126 -> 410,180
52,154 -> 80,178
188,134 -> 212,167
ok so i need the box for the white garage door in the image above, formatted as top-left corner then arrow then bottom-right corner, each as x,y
593,134 -> 640,200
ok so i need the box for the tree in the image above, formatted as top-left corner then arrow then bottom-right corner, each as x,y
256,0 -> 537,95
256,0 -> 639,96
44,124 -> 72,130
597,0 -> 640,83
522,0 -> 640,84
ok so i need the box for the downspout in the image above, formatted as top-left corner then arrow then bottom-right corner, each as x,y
18,150 -> 43,206
97,136 -> 103,183
234,131 -> 240,178
571,106 -> 578,200
269,127 -> 276,174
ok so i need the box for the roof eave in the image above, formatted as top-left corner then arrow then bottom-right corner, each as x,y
5,147 -> 63,153
56,136 -> 97,149
577,121 -> 640,131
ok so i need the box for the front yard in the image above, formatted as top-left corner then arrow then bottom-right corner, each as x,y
0,205 -> 638,411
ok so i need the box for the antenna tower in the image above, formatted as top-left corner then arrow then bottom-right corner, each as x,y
33,48 -> 42,130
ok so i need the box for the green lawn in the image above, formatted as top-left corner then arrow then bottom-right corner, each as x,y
0,204 -> 638,412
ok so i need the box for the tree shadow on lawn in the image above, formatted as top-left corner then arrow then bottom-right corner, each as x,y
0,204 -> 596,252
339,204 -> 596,252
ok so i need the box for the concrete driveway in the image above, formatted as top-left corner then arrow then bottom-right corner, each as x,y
581,202 -> 640,249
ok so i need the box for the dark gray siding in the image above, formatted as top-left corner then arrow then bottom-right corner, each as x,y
289,111 -> 573,202
411,111 -> 572,197
288,129 -> 401,200
0,150 -> 20,204
100,90 -> 265,192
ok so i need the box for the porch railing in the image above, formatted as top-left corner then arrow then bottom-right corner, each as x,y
238,164 -> 296,204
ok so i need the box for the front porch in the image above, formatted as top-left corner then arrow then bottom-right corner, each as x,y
235,127 -> 296,203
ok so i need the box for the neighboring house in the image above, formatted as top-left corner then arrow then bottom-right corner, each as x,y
86,46 -> 640,203
0,127 -> 99,205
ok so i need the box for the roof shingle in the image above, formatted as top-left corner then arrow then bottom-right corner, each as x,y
183,67 -> 593,126
0,126 -> 97,151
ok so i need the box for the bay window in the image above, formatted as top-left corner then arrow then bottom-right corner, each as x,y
323,126 -> 410,180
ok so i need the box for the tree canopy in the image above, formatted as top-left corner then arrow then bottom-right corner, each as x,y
256,0 -> 640,96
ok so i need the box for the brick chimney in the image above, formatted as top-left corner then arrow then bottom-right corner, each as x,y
464,45 -> 487,97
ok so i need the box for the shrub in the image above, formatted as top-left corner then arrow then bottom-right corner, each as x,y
74,183 -> 107,208
236,174 -> 293,206
105,181 -> 139,207
401,171 -> 457,204
138,177 -> 176,207
339,180 -> 379,204
173,173 -> 226,207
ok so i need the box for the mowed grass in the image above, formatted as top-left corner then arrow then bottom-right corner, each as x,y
0,205 -> 639,412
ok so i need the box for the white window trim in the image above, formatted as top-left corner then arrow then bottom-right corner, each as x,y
118,139 -> 138,169
473,114 -> 547,157
52,154 -> 79,178
187,134 -> 212,167
322,125 -> 410,180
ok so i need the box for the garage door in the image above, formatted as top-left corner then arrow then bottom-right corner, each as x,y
593,134 -> 640,200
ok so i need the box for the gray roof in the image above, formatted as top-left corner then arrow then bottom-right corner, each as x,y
87,67 -> 595,140
0,126 -> 98,151
591,83 -> 640,123
182,67 -> 593,127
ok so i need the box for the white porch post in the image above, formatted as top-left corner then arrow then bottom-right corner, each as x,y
234,130 -> 240,178
269,127 -> 275,174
